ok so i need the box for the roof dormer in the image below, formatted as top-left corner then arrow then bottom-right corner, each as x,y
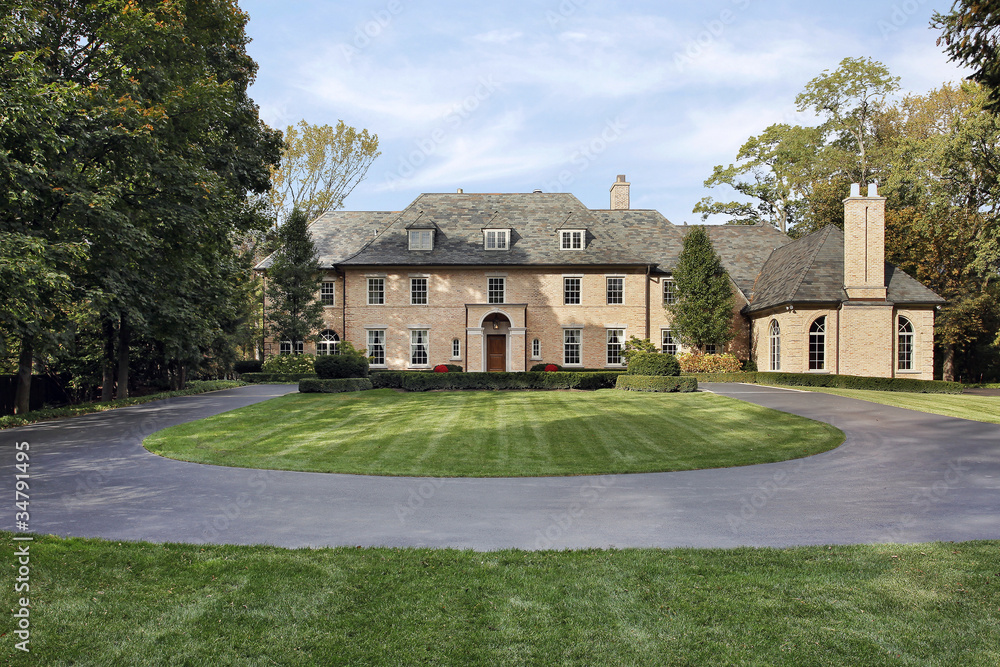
405,215 -> 437,251
559,229 -> 586,250
483,228 -> 510,251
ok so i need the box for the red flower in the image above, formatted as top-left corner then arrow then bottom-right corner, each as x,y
433,364 -> 449,373
544,364 -> 559,372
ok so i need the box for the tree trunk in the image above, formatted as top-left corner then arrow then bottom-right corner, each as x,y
101,318 -> 116,402
13,338 -> 33,415
116,314 -> 130,400
178,363 -> 187,391
942,344 -> 955,382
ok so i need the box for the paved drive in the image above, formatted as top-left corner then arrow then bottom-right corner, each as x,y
2,383 -> 997,550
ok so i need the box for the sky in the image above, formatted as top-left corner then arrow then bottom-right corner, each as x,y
238,0 -> 971,224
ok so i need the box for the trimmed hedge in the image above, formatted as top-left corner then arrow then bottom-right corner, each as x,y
299,378 -> 373,393
626,352 -> 680,377
315,354 -> 369,379
678,353 -> 743,373
370,371 -> 622,391
686,371 -> 963,394
616,375 -> 698,393
241,373 -> 318,384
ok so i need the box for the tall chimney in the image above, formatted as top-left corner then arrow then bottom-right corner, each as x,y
610,174 -> 630,210
843,182 -> 887,301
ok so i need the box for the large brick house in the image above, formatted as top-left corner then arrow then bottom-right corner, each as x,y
257,177 -> 943,379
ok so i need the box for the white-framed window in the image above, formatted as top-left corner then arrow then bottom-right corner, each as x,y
563,277 -> 581,305
410,330 -> 429,366
663,279 -> 677,305
367,278 -> 384,305
606,277 -> 624,305
661,329 -> 677,355
408,229 -> 433,250
321,281 -> 336,306
452,338 -> 461,360
769,320 -> 781,371
898,317 -> 914,371
809,317 -> 826,371
279,340 -> 304,355
488,277 -> 506,304
410,277 -> 428,305
367,330 -> 385,366
316,330 -> 340,356
531,338 -> 541,359
606,329 -> 625,366
560,230 -> 584,250
563,329 -> 581,366
484,229 -> 509,250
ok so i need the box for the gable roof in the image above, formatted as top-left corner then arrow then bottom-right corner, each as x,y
747,225 -> 945,312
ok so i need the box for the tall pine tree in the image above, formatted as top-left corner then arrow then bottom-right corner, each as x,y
669,227 -> 735,353
266,208 -> 324,352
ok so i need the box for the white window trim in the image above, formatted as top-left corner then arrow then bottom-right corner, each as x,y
408,229 -> 434,251
660,328 -> 678,355
530,338 -> 541,360
410,277 -> 428,306
321,280 -> 336,307
366,329 -> 387,367
605,328 -> 625,367
487,276 -> 506,304
451,338 -> 462,361
409,329 -> 430,368
367,277 -> 385,306
606,275 -> 625,305
559,229 -> 585,250
483,228 -> 510,251
563,328 -> 583,367
563,276 -> 582,305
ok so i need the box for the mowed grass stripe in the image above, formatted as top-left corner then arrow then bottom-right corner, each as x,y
145,389 -> 843,477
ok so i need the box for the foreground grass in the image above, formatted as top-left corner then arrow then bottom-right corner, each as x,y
2,533 -> 998,666
144,389 -> 843,477
0,380 -> 247,430
799,387 -> 1000,424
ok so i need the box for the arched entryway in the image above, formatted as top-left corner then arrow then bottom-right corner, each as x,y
481,312 -> 512,372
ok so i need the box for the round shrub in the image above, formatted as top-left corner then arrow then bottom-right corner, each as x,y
444,364 -> 463,372
626,352 -> 680,376
314,353 -> 369,379
434,364 -> 449,373
262,353 -> 315,374
544,364 -> 561,372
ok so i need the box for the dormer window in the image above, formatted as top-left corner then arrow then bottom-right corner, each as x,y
484,228 -> 509,251
408,229 -> 434,250
560,230 -> 584,250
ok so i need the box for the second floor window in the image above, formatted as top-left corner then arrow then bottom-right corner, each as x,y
488,277 -> 505,304
607,277 -> 623,305
410,278 -> 427,305
321,281 -> 335,306
663,279 -> 676,305
368,278 -> 384,305
564,277 -> 581,305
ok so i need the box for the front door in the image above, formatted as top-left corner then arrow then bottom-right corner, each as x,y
487,335 -> 506,372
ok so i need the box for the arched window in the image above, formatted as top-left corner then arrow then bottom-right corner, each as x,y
809,317 -> 826,370
316,330 -> 340,356
769,320 -> 781,371
898,317 -> 914,371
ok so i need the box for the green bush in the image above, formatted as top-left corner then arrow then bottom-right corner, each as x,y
369,371 -> 622,391
299,378 -> 373,393
262,354 -> 315,374
616,375 -> 698,392
678,353 -> 743,373
444,364 -> 464,372
684,371 -> 963,394
234,360 -> 263,374
314,353 -> 369,379
741,359 -> 758,372
626,352 -> 680,376
685,372 -> 759,384
241,373 -> 317,384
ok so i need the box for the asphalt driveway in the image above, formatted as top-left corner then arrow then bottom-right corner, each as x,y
1,383 -> 997,550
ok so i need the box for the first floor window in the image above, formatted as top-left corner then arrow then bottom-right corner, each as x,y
410,330 -> 429,365
564,277 -> 581,305
321,281 -> 336,306
532,338 -> 541,358
488,277 -> 506,304
769,320 -> 781,371
410,277 -> 428,305
368,330 -> 385,366
279,340 -> 304,355
606,329 -> 624,365
368,278 -> 384,305
661,329 -> 677,355
452,338 -> 461,359
606,277 -> 624,304
809,316 -> 826,370
705,344 -> 718,355
898,317 -> 914,370
663,279 -> 676,305
563,329 -> 581,365
316,330 -> 340,356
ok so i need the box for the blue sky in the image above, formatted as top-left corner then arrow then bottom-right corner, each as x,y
239,0 -> 970,223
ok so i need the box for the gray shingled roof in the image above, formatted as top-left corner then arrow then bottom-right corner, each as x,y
255,211 -> 397,269
593,209 -> 685,270
702,225 -> 791,298
747,225 -> 945,312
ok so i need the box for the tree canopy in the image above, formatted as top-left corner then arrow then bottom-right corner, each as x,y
668,227 -> 736,353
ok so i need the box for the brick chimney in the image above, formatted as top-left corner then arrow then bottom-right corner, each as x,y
843,182 -> 887,301
610,174 -> 630,210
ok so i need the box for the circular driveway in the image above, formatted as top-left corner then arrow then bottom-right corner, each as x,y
2,383 -> 997,550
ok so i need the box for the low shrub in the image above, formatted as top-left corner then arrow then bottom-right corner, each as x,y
685,372 -> 759,384
233,360 -> 263,374
685,371 -> 963,394
626,352 -> 680,376
314,354 -> 369,379
616,375 -> 698,392
529,363 -> 562,372
444,364 -> 463,372
678,353 -> 743,373
241,373 -> 317,384
741,359 -> 757,372
262,354 -> 315,374
370,371 -> 622,391
299,378 -> 373,393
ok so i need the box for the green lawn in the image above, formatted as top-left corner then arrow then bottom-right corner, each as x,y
4,532 -> 998,666
798,387 -> 1000,424
144,389 -> 843,477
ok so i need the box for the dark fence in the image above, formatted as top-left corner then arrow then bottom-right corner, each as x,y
0,375 -> 63,416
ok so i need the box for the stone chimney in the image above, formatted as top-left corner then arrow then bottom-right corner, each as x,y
843,182 -> 887,301
610,174 -> 630,210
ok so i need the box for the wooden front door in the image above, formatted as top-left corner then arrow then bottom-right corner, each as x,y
487,335 -> 506,372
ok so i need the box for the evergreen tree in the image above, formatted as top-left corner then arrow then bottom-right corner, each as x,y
668,227 -> 735,353
266,208 -> 324,352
